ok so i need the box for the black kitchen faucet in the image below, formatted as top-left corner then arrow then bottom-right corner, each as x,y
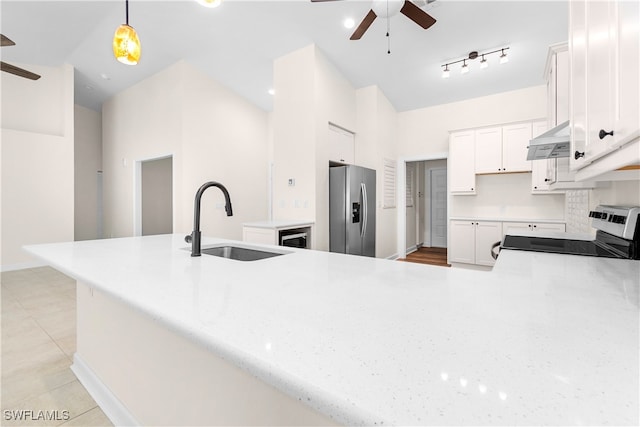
185,181 -> 233,256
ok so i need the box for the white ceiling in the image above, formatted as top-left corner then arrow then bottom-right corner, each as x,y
0,0 -> 568,112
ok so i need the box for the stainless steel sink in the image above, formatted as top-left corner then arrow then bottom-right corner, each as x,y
199,244 -> 289,261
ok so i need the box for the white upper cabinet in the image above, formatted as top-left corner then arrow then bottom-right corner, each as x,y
570,0 -> 588,170
531,120 -> 556,192
502,123 -> 533,173
570,0 -> 640,172
475,124 -> 531,174
474,127 -> 502,174
449,130 -> 476,194
613,0 -> 640,148
328,124 -> 355,165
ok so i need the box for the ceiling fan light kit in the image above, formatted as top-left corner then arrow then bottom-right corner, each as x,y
0,34 -> 41,80
113,0 -> 141,65
312,0 -> 436,41
441,47 -> 509,78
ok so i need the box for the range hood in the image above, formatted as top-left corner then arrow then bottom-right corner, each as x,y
526,120 -> 570,160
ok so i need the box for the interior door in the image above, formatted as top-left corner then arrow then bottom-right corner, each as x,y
429,168 -> 447,248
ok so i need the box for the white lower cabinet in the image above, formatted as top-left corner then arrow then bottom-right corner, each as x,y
450,220 -> 502,267
242,227 -> 277,245
502,222 -> 566,235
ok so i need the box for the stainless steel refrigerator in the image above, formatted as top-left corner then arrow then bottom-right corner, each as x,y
329,165 -> 376,257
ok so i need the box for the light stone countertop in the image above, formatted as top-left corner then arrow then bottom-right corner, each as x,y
25,234 -> 640,426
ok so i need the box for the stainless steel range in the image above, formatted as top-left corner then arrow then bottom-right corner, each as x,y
501,205 -> 640,260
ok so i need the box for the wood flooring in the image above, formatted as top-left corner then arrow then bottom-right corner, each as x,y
398,246 -> 450,267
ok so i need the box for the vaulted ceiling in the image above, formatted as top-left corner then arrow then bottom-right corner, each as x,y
0,1 -> 568,112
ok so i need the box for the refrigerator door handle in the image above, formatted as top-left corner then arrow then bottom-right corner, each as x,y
361,183 -> 367,238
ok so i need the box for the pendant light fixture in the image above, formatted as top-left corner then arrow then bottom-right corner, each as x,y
113,0 -> 141,65
196,0 -> 222,7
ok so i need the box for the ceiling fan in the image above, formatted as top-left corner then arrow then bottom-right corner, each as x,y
1,34 -> 41,80
311,0 -> 437,40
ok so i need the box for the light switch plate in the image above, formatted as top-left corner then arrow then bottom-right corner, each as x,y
288,178 -> 295,186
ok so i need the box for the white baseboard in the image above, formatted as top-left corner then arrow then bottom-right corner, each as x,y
1,260 -> 47,272
406,245 -> 418,255
71,354 -> 139,426
386,253 -> 399,260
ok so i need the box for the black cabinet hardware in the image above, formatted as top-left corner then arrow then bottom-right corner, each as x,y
599,129 -> 614,139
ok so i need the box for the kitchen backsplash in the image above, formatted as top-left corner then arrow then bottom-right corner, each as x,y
565,189 -> 590,233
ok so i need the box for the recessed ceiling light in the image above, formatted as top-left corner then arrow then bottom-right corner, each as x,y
268,88 -> 275,96
343,18 -> 355,29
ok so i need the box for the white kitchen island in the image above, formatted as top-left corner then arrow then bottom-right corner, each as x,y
25,234 -> 639,426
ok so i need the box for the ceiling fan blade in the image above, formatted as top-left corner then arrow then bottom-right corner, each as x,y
1,61 -> 41,80
400,0 -> 436,29
350,9 -> 377,40
1,34 -> 16,47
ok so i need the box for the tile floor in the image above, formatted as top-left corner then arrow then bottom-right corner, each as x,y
1,267 -> 112,426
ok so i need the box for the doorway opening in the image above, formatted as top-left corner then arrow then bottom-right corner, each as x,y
396,153 -> 448,260
134,155 -> 173,236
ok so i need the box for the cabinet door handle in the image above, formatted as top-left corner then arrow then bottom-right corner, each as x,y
598,129 -> 614,140
574,151 -> 585,160
544,178 -> 550,182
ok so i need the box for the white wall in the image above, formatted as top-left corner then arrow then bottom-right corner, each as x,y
102,61 -> 268,241
74,104 -> 102,241
397,85 -> 565,221
398,86 -> 548,157
272,46 -> 316,227
356,86 -> 398,259
591,180 -> 640,208
1,63 -> 74,270
271,45 -> 357,251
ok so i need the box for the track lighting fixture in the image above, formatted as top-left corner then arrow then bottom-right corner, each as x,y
113,0 -> 141,65
499,48 -> 509,64
441,47 -> 509,78
461,60 -> 469,74
480,54 -> 488,69
442,65 -> 450,79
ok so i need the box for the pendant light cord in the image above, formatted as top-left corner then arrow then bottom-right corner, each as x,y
125,0 -> 129,25
386,0 -> 391,54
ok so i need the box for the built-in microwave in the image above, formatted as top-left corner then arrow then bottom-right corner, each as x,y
280,231 -> 308,249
